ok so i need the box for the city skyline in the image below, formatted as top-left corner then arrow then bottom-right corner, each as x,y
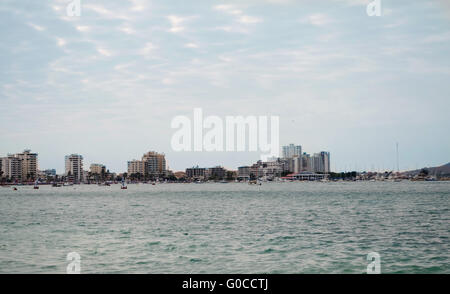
2,143 -> 449,176
3,144 -> 335,175
1,1 -> 449,173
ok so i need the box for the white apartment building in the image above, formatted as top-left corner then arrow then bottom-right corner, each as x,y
16,149 -> 38,180
127,160 -> 145,175
302,153 -> 313,172
311,152 -> 330,173
1,155 -> 22,180
65,154 -> 84,182
321,151 -> 331,173
1,150 -> 38,181
282,144 -> 302,159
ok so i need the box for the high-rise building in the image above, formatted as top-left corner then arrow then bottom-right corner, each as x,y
142,151 -> 166,177
312,153 -> 322,173
321,151 -> 330,173
127,151 -> 167,179
127,160 -> 145,176
1,155 -> 22,180
293,155 -> 302,173
65,154 -> 83,182
282,144 -> 302,159
302,153 -> 312,172
282,155 -> 302,173
1,150 -> 38,181
311,151 -> 330,173
16,150 -> 38,180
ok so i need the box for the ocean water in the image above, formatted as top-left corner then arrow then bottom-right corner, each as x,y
0,182 -> 448,274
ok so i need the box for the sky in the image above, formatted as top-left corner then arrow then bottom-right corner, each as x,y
0,0 -> 449,173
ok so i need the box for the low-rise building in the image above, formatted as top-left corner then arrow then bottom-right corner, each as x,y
186,166 -> 206,179
238,166 -> 251,180
206,166 -> 226,180
90,163 -> 106,175
43,169 -> 56,176
282,172 -> 328,181
174,171 -> 186,180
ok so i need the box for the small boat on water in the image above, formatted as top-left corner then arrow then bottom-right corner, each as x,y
121,180 -> 127,189
248,180 -> 262,185
13,187 -> 18,191
33,181 -> 39,189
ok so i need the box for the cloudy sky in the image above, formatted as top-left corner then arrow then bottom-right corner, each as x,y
0,0 -> 449,173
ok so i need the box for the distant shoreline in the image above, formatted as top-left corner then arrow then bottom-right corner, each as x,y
1,179 -> 449,187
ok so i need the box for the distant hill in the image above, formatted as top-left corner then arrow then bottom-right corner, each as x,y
404,162 -> 450,176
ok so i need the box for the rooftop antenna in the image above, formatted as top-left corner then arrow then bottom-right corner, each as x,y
396,142 -> 399,172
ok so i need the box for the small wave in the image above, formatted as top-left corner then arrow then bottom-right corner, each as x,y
136,261 -> 151,265
165,245 -> 176,252
262,248 -> 275,253
146,241 -> 161,246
